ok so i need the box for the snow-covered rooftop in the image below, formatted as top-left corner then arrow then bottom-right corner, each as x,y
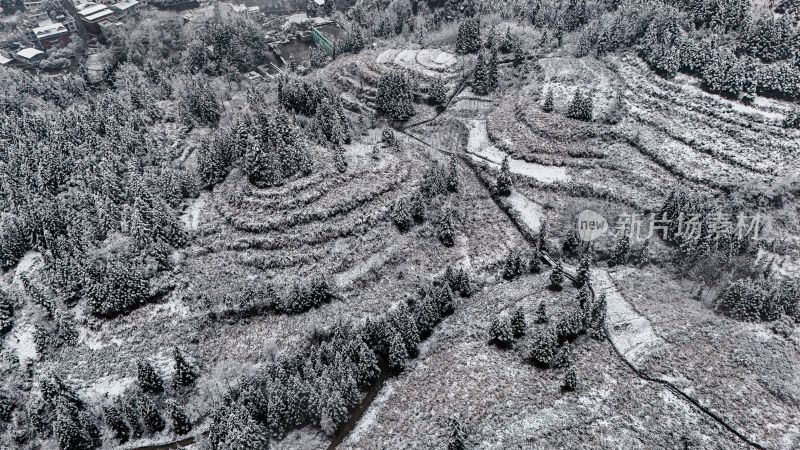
113,0 -> 139,10
32,21 -> 68,38
16,47 -> 44,59
0,54 -> 11,65
84,9 -> 115,21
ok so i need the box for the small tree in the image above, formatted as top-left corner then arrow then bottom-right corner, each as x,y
566,89 -> 593,121
172,348 -> 198,387
430,77 -> 448,105
392,197 -> 414,232
562,366 -> 577,392
577,285 -> 590,309
473,53 -> 489,96
609,236 -> 630,267
535,301 -> 548,324
573,255 -> 590,288
456,17 -> 481,54
103,406 -> 130,444
137,360 -> 164,394
530,247 -> 541,273
167,400 -> 192,436
388,331 -> 409,373
530,327 -> 557,367
447,418 -> 469,450
437,206 -> 456,247
510,309 -> 526,337
542,89 -> 554,112
447,157 -> 459,192
549,260 -> 564,291
382,128 -> 397,147
489,315 -> 514,348
496,156 -> 512,196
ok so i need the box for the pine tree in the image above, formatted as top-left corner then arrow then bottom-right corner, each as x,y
172,347 -> 198,387
456,17 -> 481,54
140,397 -> 165,433
573,255 -> 590,288
137,360 -> 164,394
103,406 -> 130,444
488,50 -> 499,91
542,89 -> 554,112
446,157 -> 459,192
562,228 -> 581,257
0,290 -> 13,336
496,156 -> 512,196
609,236 -> 630,267
437,206 -> 456,247
447,418 -> 469,450
392,197 -> 414,232
473,53 -> 489,96
410,190 -> 426,224
512,39 -> 526,68
377,71 -> 415,121
430,77 -> 448,105
457,268 -> 472,297
535,301 -> 548,324
530,247 -> 541,273
567,89 -> 593,121
489,315 -> 514,348
549,259 -> 564,291
388,331 -> 409,372
382,128 -> 397,147
167,400 -> 192,436
530,326 -> 556,367
562,366 -> 577,392
510,309 -> 526,337
334,146 -> 348,173
500,27 -> 514,53
577,285 -> 590,310
503,249 -> 525,280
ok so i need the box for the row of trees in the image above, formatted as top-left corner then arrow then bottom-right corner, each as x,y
207,271 -> 467,447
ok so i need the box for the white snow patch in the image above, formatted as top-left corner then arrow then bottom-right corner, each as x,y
12,251 -> 42,286
593,269 -> 664,365
345,385 -> 396,445
464,119 -> 569,183
181,194 -> 207,231
376,48 -> 457,77
82,375 -> 135,402
507,191 -> 543,233
7,324 -> 37,364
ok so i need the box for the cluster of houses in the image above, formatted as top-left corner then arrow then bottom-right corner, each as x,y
1,0 -> 144,67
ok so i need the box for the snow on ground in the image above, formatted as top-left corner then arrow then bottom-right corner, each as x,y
346,385 -> 396,446
592,269 -> 665,366
11,250 -> 42,286
507,190 -> 543,233
7,324 -> 37,364
464,119 -> 569,183
81,375 -> 135,402
376,48 -> 457,77
334,242 -> 399,290
181,193 -> 207,232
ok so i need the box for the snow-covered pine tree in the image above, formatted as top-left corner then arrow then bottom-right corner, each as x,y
447,157 -> 459,192
437,206 -> 456,247
172,347 -> 198,387
410,190 -> 426,224
573,255 -> 590,288
562,366 -> 577,392
489,315 -> 514,348
535,301 -> 548,324
530,326 -> 557,367
542,89 -> 554,112
456,17 -> 481,54
501,27 -> 514,53
473,52 -> 489,96
549,259 -> 564,290
566,88 -> 593,121
0,290 -> 12,336
167,400 -> 192,435
103,405 -> 130,444
430,77 -> 448,105
392,197 -> 414,232
530,246 -> 542,273
608,236 -> 630,267
577,285 -> 590,310
457,268 -> 472,297
334,146 -> 348,173
562,227 -> 581,257
137,360 -> 164,394
513,39 -> 526,68
447,418 -> 469,450
140,396 -> 165,433
388,330 -> 409,372
488,49 -> 499,91
496,156 -> 512,196
510,309 -> 526,337
376,70 -> 416,121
